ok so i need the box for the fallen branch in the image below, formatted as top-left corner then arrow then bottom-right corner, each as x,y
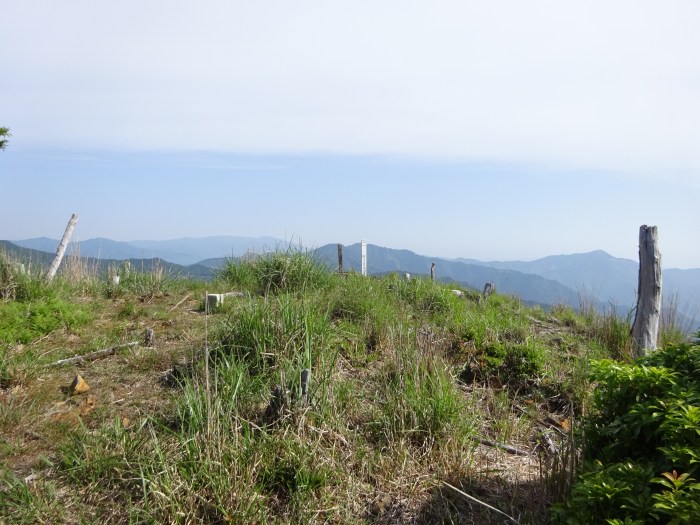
443,481 -> 521,524
168,294 -> 192,312
475,437 -> 530,456
52,342 -> 139,366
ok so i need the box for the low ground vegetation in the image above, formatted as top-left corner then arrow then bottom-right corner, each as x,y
0,249 -> 697,523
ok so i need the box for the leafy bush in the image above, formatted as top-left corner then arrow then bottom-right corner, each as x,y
556,342 -> 700,523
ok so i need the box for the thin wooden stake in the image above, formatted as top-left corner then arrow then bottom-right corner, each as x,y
204,290 -> 212,441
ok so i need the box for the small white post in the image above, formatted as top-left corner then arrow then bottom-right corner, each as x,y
361,240 -> 367,277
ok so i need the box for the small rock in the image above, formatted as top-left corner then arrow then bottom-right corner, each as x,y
69,374 -> 89,395
371,494 -> 392,515
79,395 -> 96,416
24,473 -> 40,484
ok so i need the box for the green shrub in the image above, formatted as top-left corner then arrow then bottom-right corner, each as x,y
556,342 -> 700,523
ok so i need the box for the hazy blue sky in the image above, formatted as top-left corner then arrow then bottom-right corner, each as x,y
1,1 -> 698,267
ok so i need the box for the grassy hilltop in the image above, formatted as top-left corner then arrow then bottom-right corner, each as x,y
1,249 -> 698,524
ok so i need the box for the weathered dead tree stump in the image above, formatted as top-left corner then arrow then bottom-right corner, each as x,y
431,262 -> 436,281
483,282 -> 494,299
300,368 -> 311,407
47,213 -> 78,283
264,384 -> 288,424
337,244 -> 343,274
631,225 -> 662,357
144,328 -> 155,347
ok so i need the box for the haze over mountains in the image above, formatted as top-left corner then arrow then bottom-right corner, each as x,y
11,236 -> 285,266
6,235 -> 700,331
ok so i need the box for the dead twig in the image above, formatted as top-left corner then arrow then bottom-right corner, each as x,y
514,405 -> 567,436
52,342 -> 139,366
443,481 -> 521,524
475,437 -> 530,456
168,293 -> 192,312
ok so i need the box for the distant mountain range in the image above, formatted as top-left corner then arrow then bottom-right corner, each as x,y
10,236 -> 286,266
3,236 -> 699,331
0,240 -> 213,280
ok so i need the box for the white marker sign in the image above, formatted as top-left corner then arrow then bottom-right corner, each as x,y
361,240 -> 367,276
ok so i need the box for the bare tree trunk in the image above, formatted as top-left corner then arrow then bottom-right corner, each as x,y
631,225 -> 662,357
47,213 -> 78,282
431,262 -> 436,281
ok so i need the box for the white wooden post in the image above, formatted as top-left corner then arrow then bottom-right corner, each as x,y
361,240 -> 367,277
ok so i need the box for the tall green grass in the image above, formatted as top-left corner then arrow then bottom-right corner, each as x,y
371,328 -> 476,449
217,248 -> 332,296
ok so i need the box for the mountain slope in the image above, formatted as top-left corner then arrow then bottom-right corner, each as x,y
0,241 -> 214,280
128,236 -> 286,265
457,251 -> 700,328
459,250 -> 638,306
11,237 -> 188,263
12,236 -> 287,266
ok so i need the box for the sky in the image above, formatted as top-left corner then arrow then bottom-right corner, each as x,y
1,1 -> 699,268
